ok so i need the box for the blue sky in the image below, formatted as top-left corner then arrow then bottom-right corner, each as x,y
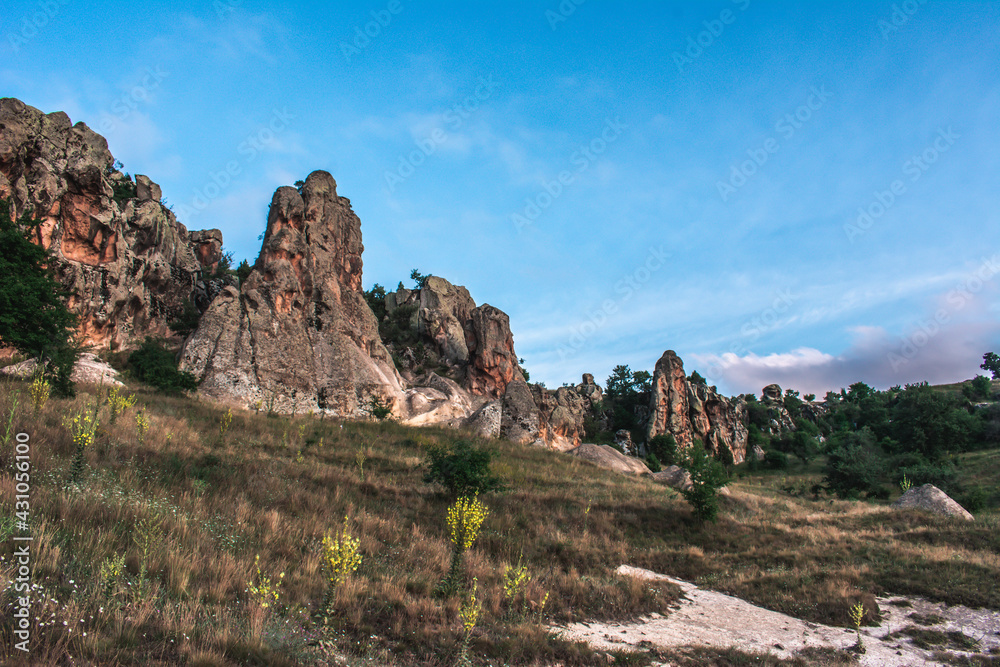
3,0 -> 999,396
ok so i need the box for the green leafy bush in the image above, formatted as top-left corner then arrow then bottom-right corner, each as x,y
645,452 -> 662,473
648,434 -> 679,467
679,442 -> 729,523
424,441 -> 503,497
128,338 -> 198,394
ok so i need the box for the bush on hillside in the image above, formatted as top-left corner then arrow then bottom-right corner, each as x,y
679,441 -> 729,523
424,440 -> 503,497
128,338 -> 198,394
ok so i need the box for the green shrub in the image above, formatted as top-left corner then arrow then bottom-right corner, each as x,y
763,449 -> 789,470
424,441 -> 503,497
128,338 -> 198,394
648,434 -> 678,467
679,442 -> 729,523
645,452 -> 662,473
168,299 -> 201,338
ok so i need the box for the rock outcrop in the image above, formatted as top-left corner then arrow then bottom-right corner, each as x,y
646,350 -> 748,464
0,98 -> 220,349
568,443 -> 651,476
383,277 -> 521,399
524,374 -> 605,451
892,484 -> 974,521
180,171 -> 403,415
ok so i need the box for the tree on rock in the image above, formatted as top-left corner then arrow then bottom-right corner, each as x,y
0,199 -> 77,394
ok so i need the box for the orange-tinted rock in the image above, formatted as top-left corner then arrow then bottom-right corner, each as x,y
180,171 -> 403,416
0,97 -> 222,349
647,350 -> 748,464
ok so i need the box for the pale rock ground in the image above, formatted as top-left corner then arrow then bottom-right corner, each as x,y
555,565 -> 1000,666
1,352 -> 123,386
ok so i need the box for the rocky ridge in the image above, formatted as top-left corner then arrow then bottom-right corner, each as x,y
0,97 -> 221,350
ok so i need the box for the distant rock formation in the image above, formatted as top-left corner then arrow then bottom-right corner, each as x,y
892,484 -> 974,521
180,171 -> 403,415
646,350 -> 748,464
0,97 -> 220,349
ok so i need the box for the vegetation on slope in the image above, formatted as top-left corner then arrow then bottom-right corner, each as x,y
0,374 -> 997,666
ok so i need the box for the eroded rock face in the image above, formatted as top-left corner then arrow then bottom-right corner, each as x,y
0,98 -> 220,349
180,171 -> 403,415
646,350 -> 748,464
527,374 -> 605,451
384,277 -> 521,399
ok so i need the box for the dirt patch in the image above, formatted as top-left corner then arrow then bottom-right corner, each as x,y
553,565 -> 1000,666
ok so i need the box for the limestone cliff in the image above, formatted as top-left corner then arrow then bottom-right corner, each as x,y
180,171 -> 403,415
0,97 -> 219,349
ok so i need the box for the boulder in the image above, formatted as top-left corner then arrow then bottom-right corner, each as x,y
500,376 -> 540,445
568,443 -> 651,476
464,400 -> 502,438
384,276 -> 521,399
418,276 -> 476,365
0,97 -> 220,350
179,171 -> 403,416
1,352 -> 123,387
647,350 -> 748,464
892,484 -> 974,521
652,465 -> 692,491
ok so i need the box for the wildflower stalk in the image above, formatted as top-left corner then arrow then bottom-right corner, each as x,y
849,601 -> 866,653
440,495 -> 489,596
321,517 -> 362,611
106,386 -> 136,425
30,374 -> 49,418
68,402 -> 99,482
456,577 -> 481,667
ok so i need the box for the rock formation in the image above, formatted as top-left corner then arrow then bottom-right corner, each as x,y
892,484 -> 974,521
179,171 -> 403,415
383,277 -> 521,399
0,98 -> 220,349
646,350 -> 748,464
522,374 -> 605,451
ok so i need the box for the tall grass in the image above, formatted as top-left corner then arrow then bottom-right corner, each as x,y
0,375 -> 997,665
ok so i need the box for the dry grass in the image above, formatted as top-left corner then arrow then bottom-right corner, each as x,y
0,376 -> 997,665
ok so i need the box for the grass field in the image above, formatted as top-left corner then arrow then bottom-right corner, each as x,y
1,377 -> 997,666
